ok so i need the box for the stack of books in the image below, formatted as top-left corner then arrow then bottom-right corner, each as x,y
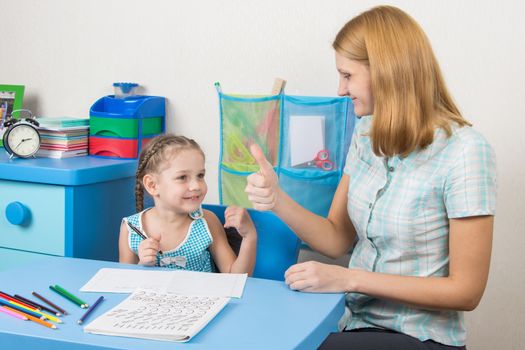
36,117 -> 90,158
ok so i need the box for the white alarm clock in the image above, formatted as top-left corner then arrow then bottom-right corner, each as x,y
2,109 -> 41,159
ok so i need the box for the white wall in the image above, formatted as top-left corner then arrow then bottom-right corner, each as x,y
1,0 -> 523,348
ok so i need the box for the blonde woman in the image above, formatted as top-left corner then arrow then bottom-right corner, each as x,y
245,6 -> 496,349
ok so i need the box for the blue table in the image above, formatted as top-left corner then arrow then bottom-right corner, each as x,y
0,251 -> 345,349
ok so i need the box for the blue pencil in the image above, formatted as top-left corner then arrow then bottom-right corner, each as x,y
0,298 -> 45,320
77,296 -> 104,325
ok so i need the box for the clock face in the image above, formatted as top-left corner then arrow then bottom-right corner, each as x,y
5,123 -> 41,157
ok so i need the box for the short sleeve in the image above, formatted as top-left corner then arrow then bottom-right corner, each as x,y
444,136 -> 497,218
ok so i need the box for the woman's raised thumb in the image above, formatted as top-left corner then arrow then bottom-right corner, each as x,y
250,144 -> 274,176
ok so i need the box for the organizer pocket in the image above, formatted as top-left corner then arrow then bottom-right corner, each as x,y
280,96 -> 350,172
279,168 -> 341,217
220,94 -> 281,166
220,165 -> 260,208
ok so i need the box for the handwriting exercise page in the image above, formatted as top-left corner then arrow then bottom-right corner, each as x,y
84,289 -> 230,342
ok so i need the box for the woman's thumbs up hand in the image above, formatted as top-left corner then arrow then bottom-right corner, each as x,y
245,144 -> 280,211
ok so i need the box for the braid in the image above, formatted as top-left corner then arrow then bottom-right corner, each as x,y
135,178 -> 144,212
134,134 -> 204,212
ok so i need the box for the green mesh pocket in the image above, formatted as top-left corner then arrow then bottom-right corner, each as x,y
220,166 -> 256,208
220,95 -> 281,166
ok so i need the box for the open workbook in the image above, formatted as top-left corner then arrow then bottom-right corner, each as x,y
84,289 -> 230,342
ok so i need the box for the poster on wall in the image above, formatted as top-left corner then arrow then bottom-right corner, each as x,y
0,84 -> 25,147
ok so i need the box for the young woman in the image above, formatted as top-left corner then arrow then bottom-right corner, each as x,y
245,6 -> 496,349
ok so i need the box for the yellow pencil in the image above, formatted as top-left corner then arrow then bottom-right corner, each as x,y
11,300 -> 61,323
34,310 -> 62,323
9,301 -> 45,320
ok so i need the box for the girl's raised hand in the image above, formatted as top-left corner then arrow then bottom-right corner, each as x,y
224,206 -> 256,240
245,144 -> 280,211
137,231 -> 162,266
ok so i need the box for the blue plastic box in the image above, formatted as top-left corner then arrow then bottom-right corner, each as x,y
89,95 -> 166,158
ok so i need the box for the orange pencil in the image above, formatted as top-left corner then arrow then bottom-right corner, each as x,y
4,306 -> 57,329
26,312 -> 57,329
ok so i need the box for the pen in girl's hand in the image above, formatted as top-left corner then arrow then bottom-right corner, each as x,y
126,221 -> 163,255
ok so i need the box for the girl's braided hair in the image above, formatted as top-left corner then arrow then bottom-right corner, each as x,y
135,134 -> 204,212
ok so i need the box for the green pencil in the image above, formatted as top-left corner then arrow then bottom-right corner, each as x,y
49,285 -> 89,309
54,285 -> 89,308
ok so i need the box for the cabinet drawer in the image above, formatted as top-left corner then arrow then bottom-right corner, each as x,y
0,180 -> 65,255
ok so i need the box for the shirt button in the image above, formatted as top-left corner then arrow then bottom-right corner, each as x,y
388,166 -> 395,172
369,203 -> 372,209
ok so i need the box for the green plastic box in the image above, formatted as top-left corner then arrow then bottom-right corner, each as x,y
90,116 -> 163,138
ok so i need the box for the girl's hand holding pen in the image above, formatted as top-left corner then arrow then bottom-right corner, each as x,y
138,231 -> 162,266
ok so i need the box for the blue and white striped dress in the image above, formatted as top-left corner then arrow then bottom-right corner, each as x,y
342,116 -> 497,346
125,207 -> 214,272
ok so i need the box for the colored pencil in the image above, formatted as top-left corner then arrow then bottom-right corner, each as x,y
4,306 -> 57,330
32,291 -> 68,315
26,312 -> 57,329
127,221 -> 163,254
78,296 -> 104,325
0,306 -> 28,320
0,298 -> 45,319
8,296 -> 61,322
27,308 -> 62,324
0,295 -> 60,322
0,291 -> 37,311
50,285 -> 88,308
14,294 -> 62,316
54,285 -> 88,308
12,294 -> 43,309
10,300 -> 40,314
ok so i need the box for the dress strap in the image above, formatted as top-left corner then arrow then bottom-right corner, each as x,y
189,205 -> 204,220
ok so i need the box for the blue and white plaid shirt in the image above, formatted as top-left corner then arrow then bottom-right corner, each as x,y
342,116 -> 496,346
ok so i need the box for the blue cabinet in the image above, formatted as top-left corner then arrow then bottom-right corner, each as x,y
0,153 -> 137,267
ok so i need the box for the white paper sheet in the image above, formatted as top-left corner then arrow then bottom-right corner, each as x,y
289,115 -> 325,166
84,288 -> 230,342
80,268 -> 247,298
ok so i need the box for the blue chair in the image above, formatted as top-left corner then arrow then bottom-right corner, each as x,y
202,204 -> 301,281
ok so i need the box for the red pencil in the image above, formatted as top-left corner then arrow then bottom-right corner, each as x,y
0,292 -> 39,311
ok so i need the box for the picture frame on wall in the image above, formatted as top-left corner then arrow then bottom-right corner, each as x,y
0,84 -> 25,147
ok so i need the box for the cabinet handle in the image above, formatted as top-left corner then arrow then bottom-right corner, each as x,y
5,201 -> 31,226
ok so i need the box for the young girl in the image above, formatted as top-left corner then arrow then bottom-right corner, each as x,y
119,134 -> 257,275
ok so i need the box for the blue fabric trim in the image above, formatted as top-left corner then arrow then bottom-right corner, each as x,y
279,167 -> 342,180
220,164 -> 276,176
220,93 -> 280,103
217,87 -> 225,204
284,95 -> 348,106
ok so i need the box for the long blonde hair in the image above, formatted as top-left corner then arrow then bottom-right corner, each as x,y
333,5 -> 470,157
135,134 -> 204,212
